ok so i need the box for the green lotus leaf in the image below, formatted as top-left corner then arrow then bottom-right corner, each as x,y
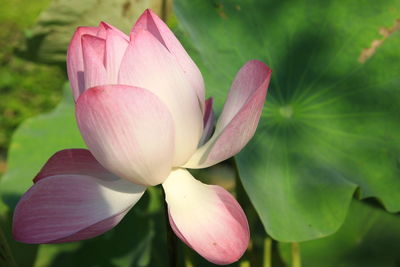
175,0 -> 400,241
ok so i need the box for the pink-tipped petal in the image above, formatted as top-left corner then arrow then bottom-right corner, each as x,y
184,60 -> 271,169
34,149 -> 115,183
199,98 -> 215,146
132,9 -> 205,109
217,60 -> 272,129
67,26 -> 99,101
98,21 -> 129,40
13,172 -> 145,243
162,168 -> 249,265
119,30 -> 202,166
81,34 -> 107,90
76,85 -> 175,186
104,29 -> 129,84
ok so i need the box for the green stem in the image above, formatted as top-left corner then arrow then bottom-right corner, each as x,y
0,224 -> 17,267
291,243 -> 301,267
263,237 -> 272,267
239,260 -> 251,267
183,246 -> 194,267
162,189 -> 178,267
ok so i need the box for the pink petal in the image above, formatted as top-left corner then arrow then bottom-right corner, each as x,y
132,9 -> 205,110
98,21 -> 129,40
13,173 -> 145,243
67,26 -> 99,101
104,28 -> 129,84
217,60 -> 272,129
198,98 -> 215,146
162,168 -> 249,265
76,85 -> 175,186
185,60 -> 272,168
34,149 -> 115,183
119,30 -> 203,166
81,34 -> 107,91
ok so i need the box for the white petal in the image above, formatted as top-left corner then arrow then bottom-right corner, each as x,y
163,168 -> 249,264
76,85 -> 175,186
119,30 -> 203,166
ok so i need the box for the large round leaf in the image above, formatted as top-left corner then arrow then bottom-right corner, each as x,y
175,0 -> 400,241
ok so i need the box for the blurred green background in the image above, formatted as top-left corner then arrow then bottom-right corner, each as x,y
0,0 -> 400,266
0,0 -> 64,174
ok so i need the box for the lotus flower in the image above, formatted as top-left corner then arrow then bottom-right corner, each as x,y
12,9 -> 271,265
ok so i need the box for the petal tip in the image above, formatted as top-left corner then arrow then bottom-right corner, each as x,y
248,59 -> 272,73
142,8 -> 157,18
164,169 -> 250,265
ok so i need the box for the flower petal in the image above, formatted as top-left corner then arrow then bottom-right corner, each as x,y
76,84 -> 175,186
104,28 -> 129,84
198,98 -> 215,146
162,168 -> 249,265
184,60 -> 272,168
217,60 -> 272,129
67,26 -> 99,101
132,9 -> 205,110
34,149 -> 116,183
13,173 -> 145,243
98,21 -> 129,40
119,30 -> 203,166
81,34 -> 107,91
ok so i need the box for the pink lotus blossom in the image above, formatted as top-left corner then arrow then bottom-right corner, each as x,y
13,9 -> 271,265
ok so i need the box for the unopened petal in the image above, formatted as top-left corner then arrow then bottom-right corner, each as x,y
13,161 -> 145,243
185,60 -> 271,168
119,30 -> 202,166
76,85 -> 175,186
81,34 -> 107,90
132,9 -> 205,110
67,26 -> 99,101
163,168 -> 249,265
104,28 -> 129,84
98,21 -> 129,40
